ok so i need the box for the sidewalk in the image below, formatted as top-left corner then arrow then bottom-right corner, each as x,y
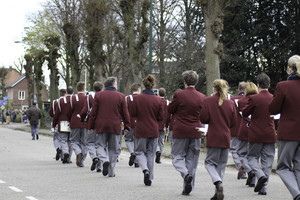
2,122 -> 278,170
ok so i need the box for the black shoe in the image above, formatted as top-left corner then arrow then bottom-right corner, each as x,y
254,176 -> 267,192
210,193 -> 217,200
97,168 -> 102,173
294,195 -> 300,200
36,134 -> 39,140
129,153 -> 136,166
216,182 -> 224,200
102,162 -> 109,176
76,153 -> 83,167
135,163 -> 139,168
62,153 -> 69,164
258,191 -> 267,195
91,158 -> 99,171
32,137 -> 35,140
56,148 -> 61,161
183,174 -> 193,195
246,171 -> 255,186
181,191 -> 189,196
155,151 -> 161,164
249,184 -> 255,187
143,170 -> 151,186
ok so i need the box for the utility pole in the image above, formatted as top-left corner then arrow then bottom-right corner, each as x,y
149,0 -> 153,75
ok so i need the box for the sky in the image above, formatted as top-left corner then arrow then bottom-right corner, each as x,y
0,0 -> 47,68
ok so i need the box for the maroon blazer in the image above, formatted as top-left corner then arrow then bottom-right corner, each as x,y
242,90 -> 276,143
89,89 -> 130,134
131,90 -> 163,138
200,94 -> 236,148
158,98 -> 168,131
230,94 -> 245,136
52,96 -> 72,132
237,95 -> 252,141
269,79 -> 300,141
69,93 -> 88,129
168,87 -> 206,139
126,94 -> 139,128
80,93 -> 97,130
49,99 -> 58,118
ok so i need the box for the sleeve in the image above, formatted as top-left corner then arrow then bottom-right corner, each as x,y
121,96 -> 131,132
230,103 -> 237,128
88,95 -> 98,130
80,98 -> 88,122
168,92 -> 178,114
269,83 -> 284,115
199,98 -> 210,124
49,103 -> 54,117
242,97 -> 255,118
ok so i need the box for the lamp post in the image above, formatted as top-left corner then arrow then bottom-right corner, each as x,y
149,0 -> 153,75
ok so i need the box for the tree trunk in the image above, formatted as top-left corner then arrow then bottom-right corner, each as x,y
199,0 -> 224,95
24,54 -> 33,107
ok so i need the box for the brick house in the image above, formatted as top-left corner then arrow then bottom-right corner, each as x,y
6,74 -> 48,110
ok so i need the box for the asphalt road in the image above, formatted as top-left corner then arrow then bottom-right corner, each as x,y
0,126 -> 292,200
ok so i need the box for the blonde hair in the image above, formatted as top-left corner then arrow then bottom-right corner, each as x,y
288,55 -> 300,76
213,79 -> 229,106
245,82 -> 258,95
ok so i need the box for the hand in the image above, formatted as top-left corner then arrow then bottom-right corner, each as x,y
124,129 -> 129,133
89,129 -> 93,132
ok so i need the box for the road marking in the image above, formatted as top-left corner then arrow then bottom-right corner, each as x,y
26,196 -> 39,200
8,186 -> 23,192
0,180 -> 6,183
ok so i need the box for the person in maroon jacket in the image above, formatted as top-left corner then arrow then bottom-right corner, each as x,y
230,82 -> 246,179
236,82 -> 258,187
155,87 -> 169,164
53,86 -> 73,164
200,79 -> 236,200
80,81 -> 103,172
89,77 -> 130,177
269,55 -> 300,200
168,70 -> 205,196
69,82 -> 88,167
49,89 -> 66,161
125,83 -> 141,168
130,75 -> 163,186
242,73 -> 276,195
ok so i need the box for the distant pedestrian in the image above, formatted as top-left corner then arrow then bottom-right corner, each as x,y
6,109 -> 10,124
27,102 -> 42,140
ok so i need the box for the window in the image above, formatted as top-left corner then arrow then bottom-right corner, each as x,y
18,91 -> 25,100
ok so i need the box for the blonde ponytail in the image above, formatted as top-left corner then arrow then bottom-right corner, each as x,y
213,79 -> 229,106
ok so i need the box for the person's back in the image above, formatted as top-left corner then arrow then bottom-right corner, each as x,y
27,106 -> 41,125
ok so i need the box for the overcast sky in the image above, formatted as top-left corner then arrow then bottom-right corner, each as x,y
0,0 -> 47,67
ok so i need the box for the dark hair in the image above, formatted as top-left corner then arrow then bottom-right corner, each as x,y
59,89 -> 66,97
143,75 -> 156,89
67,86 -> 73,95
238,82 -> 246,92
257,73 -> 270,89
182,70 -> 199,86
76,81 -> 85,92
104,77 -> 117,87
158,88 -> 166,97
32,102 -> 36,105
131,83 -> 141,93
93,81 -> 104,92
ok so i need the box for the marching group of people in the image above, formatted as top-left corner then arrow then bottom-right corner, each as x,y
48,55 -> 300,200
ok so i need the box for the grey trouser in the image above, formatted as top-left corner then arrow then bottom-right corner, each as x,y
205,147 -> 229,184
248,142 -> 275,193
172,138 -> 201,189
95,132 -> 120,177
168,130 -> 173,146
125,128 -> 135,154
58,132 -> 72,161
70,128 -> 87,163
135,137 -> 158,180
230,136 -> 242,170
87,130 -> 97,160
237,140 -> 252,173
277,140 -> 300,199
53,130 -> 60,150
156,130 -> 165,153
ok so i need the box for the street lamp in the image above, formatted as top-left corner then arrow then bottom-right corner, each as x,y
149,0 -> 153,74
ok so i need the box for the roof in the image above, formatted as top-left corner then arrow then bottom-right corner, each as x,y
6,74 -> 26,88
